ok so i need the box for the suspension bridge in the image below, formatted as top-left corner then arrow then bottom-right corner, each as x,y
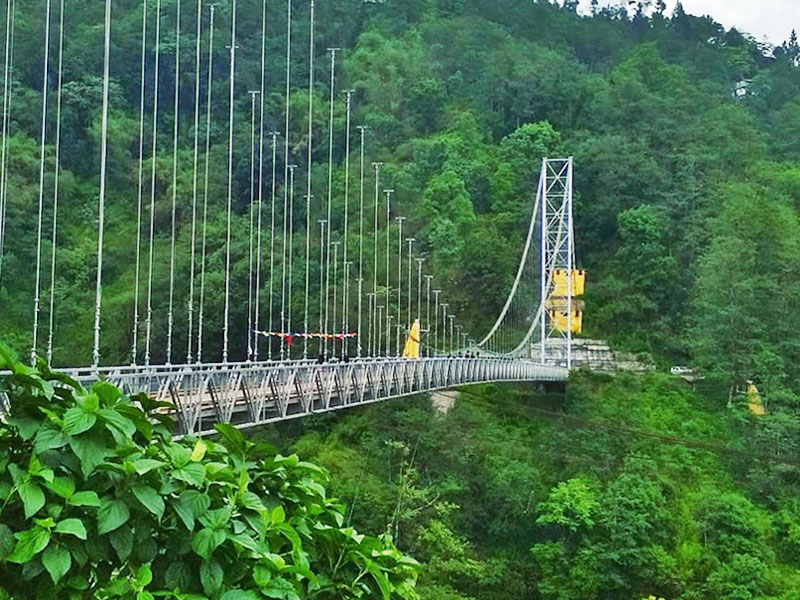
0,0 -> 584,435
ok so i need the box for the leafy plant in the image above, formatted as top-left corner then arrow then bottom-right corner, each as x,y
0,344 -> 419,599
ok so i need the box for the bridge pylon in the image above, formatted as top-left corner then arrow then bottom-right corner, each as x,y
476,157 -> 582,369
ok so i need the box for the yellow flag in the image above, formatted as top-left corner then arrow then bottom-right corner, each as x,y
402,319 -> 421,359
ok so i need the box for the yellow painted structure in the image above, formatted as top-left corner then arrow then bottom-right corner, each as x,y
549,269 -> 586,334
552,269 -> 586,297
402,320 -> 421,359
549,309 -> 583,334
747,381 -> 765,415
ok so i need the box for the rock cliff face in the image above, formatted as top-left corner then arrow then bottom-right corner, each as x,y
529,339 -> 654,372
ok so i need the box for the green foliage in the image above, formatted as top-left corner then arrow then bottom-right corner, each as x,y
0,344 -> 420,599
265,371 -> 800,600
535,478 -> 597,533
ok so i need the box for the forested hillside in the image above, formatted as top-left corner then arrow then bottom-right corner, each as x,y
258,373 -> 800,600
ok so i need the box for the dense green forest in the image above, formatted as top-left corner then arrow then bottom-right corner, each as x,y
4,0 -> 800,598
257,372 -> 800,600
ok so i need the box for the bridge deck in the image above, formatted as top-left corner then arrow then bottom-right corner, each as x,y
46,357 -> 567,436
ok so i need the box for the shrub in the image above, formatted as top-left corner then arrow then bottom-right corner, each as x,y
0,345 -> 419,599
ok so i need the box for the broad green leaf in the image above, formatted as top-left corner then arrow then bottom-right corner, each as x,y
68,491 -> 101,507
262,553 -> 286,570
91,381 -> 120,405
274,454 -> 299,468
117,404 -> 153,441
0,480 -> 10,502
136,592 -> 154,600
191,527 -> 226,560
164,560 -> 191,590
104,579 -> 132,595
172,463 -> 206,487
62,407 -> 97,436
8,418 -> 41,441
200,560 -> 224,596
190,440 -> 208,462
54,518 -> 87,540
68,433 -> 111,478
46,476 -> 76,499
42,543 -> 71,584
28,457 -> 54,484
97,498 -> 130,535
132,458 -> 167,475
229,532 -> 260,552
98,408 -> 136,438
199,507 -> 232,530
0,524 -> 13,561
77,393 -> 99,413
18,480 -> 46,519
34,427 -> 69,454
239,491 -> 265,512
7,527 -> 51,563
110,526 -> 133,561
271,505 -> 286,526
174,490 -> 211,531
260,579 -> 297,600
253,563 -> 272,587
166,445 -> 192,468
366,559 -> 392,600
136,563 -> 153,587
132,485 -> 165,520
214,423 -> 246,458
275,524 -> 302,555
296,461 -> 325,475
65,575 -> 89,590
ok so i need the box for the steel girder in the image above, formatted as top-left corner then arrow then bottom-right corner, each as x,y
1,358 -> 567,436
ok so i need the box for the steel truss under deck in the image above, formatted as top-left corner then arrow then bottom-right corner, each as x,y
0,358 -> 566,436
